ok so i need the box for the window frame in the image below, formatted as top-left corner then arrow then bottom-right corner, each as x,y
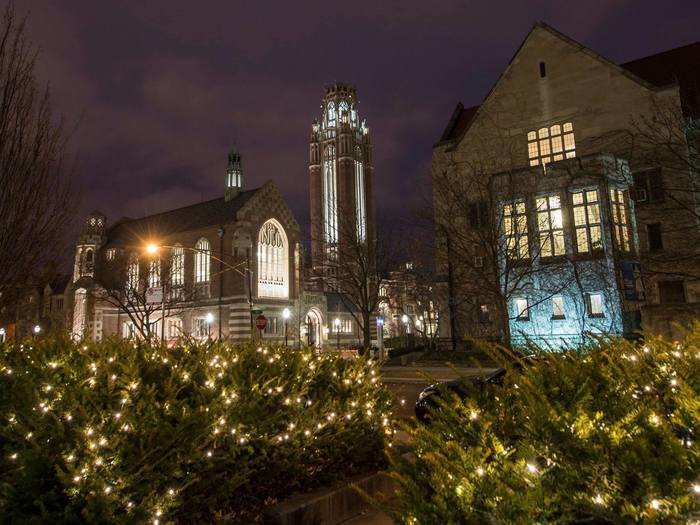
586,292 -> 605,318
503,199 -> 530,261
194,238 -> 211,284
535,193 -> 565,258
551,295 -> 565,320
527,122 -> 576,168
571,188 -> 603,255
609,188 -> 632,252
514,297 -> 530,321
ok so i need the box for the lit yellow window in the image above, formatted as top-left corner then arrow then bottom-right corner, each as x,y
571,189 -> 602,254
536,194 -> 565,257
527,122 -> 576,169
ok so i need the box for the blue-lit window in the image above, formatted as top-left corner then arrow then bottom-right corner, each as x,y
551,296 -> 565,319
514,298 -> 529,320
586,293 -> 604,317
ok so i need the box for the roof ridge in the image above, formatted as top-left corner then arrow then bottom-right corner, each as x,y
620,40 -> 700,66
110,188 -> 258,228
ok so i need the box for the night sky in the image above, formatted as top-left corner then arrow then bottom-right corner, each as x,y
23,0 -> 700,240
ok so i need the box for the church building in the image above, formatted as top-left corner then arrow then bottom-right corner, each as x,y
66,149 -> 302,344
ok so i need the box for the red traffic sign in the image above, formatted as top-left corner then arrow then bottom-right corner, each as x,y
255,314 -> 267,331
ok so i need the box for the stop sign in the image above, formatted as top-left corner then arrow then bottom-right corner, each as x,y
255,314 -> 267,331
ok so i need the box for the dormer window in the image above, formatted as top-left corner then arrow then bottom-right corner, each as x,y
528,122 -> 576,167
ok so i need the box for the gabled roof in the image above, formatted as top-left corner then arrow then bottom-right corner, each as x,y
105,188 -> 259,246
436,23 -> 700,146
437,103 -> 479,144
620,42 -> 700,117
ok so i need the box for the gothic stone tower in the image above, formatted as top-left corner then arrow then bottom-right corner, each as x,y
309,83 -> 374,277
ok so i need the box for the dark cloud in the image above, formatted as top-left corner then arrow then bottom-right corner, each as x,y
21,0 -> 700,240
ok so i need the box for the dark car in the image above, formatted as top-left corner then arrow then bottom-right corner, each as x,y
414,368 -> 507,423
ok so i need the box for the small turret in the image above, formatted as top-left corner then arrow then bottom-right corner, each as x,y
73,211 -> 106,282
225,147 -> 243,201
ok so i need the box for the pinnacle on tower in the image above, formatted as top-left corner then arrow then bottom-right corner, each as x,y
225,146 -> 243,201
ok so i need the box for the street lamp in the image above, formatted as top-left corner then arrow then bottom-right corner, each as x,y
376,316 -> 385,360
401,314 -> 409,349
282,307 -> 291,347
33,324 -> 41,336
334,317 -> 341,349
205,312 -> 214,339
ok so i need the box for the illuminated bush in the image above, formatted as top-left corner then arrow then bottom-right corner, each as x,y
383,327 -> 700,523
0,337 -> 392,523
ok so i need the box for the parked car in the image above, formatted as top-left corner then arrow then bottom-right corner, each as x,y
415,357 -> 539,423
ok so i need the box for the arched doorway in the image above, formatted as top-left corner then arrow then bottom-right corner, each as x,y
304,308 -> 324,348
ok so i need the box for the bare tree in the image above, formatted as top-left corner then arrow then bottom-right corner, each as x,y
0,5 -> 76,312
313,205 -> 398,353
432,100 -> 630,348
95,249 -> 195,341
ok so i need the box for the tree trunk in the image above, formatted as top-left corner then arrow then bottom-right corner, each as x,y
362,311 -> 371,356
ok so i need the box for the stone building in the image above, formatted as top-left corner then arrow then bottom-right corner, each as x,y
309,83 -> 374,277
304,84 -> 379,349
66,149 -> 303,344
432,23 -> 699,346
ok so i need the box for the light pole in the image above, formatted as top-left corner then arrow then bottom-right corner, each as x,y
205,312 -> 214,339
282,307 -> 291,347
376,316 -> 384,360
0,327 -> 5,343
401,314 -> 409,349
334,317 -> 341,350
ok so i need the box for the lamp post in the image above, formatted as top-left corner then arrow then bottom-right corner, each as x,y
205,312 -> 214,339
144,241 -> 249,341
282,307 -> 291,347
0,327 -> 5,343
146,243 -> 166,344
376,316 -> 384,360
334,317 -> 341,350
401,314 -> 409,349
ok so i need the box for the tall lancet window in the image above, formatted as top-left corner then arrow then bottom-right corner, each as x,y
339,100 -> 349,124
194,238 -> 211,283
354,146 -> 366,242
326,101 -> 336,128
323,144 -> 338,245
257,219 -> 289,299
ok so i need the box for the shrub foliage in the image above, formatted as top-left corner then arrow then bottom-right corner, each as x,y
0,337 -> 392,523
384,328 -> 700,523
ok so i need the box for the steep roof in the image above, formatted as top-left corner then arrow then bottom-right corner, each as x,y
105,188 -> 259,246
620,42 -> 700,117
437,103 -> 479,144
436,24 -> 700,146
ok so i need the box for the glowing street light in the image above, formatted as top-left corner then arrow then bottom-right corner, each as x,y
33,324 -> 42,334
334,317 -> 341,349
282,307 -> 291,347
145,243 -> 159,255
205,312 -> 214,339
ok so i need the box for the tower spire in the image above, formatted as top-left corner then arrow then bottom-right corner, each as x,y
225,146 -> 243,201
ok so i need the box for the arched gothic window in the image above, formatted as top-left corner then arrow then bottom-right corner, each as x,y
194,238 -> 211,283
354,146 -> 366,242
323,144 -> 338,245
326,101 -> 336,128
257,219 -> 289,299
338,100 -> 349,123
350,105 -> 358,127
170,245 -> 184,287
